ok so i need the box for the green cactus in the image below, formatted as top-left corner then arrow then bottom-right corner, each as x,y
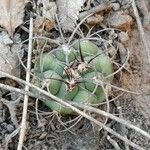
33,40 -> 113,115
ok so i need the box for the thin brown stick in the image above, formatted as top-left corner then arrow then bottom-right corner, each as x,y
17,17 -> 33,150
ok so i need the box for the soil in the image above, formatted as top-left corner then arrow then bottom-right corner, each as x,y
0,0 -> 150,150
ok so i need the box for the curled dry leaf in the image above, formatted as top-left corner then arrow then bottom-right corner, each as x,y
0,0 -> 25,36
57,0 -> 86,30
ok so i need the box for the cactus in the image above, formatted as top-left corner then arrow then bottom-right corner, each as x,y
33,40 -> 113,115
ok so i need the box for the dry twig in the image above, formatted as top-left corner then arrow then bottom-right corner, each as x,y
17,17 -> 33,150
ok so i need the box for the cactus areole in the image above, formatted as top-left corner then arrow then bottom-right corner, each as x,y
33,40 -> 113,115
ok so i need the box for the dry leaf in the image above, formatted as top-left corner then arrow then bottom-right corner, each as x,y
86,14 -> 104,26
0,31 -> 23,78
0,0 -> 25,36
57,0 -> 86,30
1,98 -> 20,128
109,11 -> 133,31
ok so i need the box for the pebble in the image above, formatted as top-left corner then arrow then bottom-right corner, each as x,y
112,3 -> 120,11
118,32 -> 129,46
1,122 -> 7,128
38,132 -> 47,140
7,124 -> 14,132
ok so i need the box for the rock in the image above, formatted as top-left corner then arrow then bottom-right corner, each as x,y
7,124 -> 14,132
38,132 -> 47,140
112,3 -> 120,11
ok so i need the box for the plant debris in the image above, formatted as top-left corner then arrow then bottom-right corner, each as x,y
108,11 -> 133,31
57,0 -> 86,30
0,31 -> 23,78
0,0 -> 25,36
0,0 -> 150,149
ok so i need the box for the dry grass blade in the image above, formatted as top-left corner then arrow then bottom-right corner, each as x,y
0,0 -> 25,36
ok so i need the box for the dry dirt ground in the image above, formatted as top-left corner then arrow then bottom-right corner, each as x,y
0,0 -> 150,150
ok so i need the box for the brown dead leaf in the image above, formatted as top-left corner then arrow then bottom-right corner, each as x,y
0,0 -> 25,36
34,17 -> 55,34
44,19 -> 55,31
34,1 -> 56,33
109,11 -> 133,31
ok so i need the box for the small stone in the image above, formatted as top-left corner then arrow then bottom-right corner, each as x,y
112,3 -> 120,11
108,46 -> 117,59
1,122 -> 7,128
0,118 -> 3,123
7,124 -> 14,132
118,32 -> 129,46
0,136 -> 2,140
39,132 -> 47,140
1,129 -> 7,135
109,30 -> 118,40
